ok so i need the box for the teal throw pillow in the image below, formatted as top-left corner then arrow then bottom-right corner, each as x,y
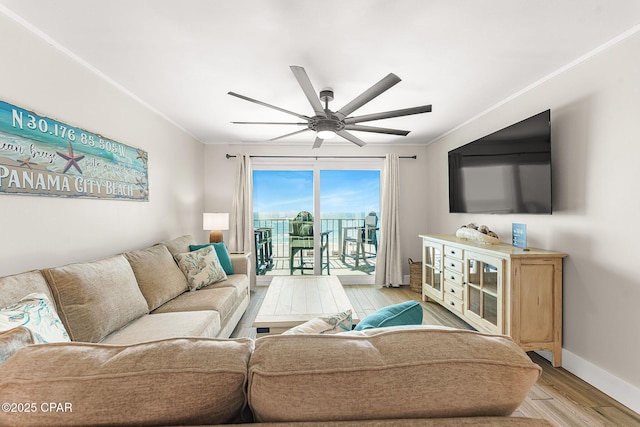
189,243 -> 234,275
354,300 -> 423,331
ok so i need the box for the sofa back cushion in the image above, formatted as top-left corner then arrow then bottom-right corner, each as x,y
0,270 -> 54,309
42,255 -> 148,342
159,234 -> 197,256
125,244 -> 189,311
0,337 -> 253,426
248,326 -> 541,423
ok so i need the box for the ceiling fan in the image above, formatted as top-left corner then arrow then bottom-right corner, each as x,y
228,66 -> 432,148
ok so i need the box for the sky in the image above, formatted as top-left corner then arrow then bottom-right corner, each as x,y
253,170 -> 380,218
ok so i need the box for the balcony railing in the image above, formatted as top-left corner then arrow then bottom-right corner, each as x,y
253,217 -> 377,275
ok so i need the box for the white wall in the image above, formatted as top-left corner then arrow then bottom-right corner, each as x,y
0,12 -> 205,276
425,31 -> 640,412
204,143 -> 429,278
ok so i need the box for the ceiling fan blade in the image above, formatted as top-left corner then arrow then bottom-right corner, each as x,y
335,73 -> 401,120
337,130 -> 366,147
344,105 -> 432,124
312,137 -> 323,149
344,124 -> 410,136
231,121 -> 307,125
290,66 -> 327,118
228,91 -> 310,120
269,128 -> 310,142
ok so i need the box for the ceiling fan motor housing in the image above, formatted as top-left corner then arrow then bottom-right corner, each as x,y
309,115 -> 344,133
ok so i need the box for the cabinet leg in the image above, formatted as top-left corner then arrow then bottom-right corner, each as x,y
552,346 -> 562,367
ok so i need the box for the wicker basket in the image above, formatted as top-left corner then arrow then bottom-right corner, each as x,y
408,258 -> 422,293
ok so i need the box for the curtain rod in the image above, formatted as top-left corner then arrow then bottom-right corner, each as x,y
225,154 -> 416,159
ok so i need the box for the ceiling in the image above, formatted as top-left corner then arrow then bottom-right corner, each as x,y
1,0 -> 640,147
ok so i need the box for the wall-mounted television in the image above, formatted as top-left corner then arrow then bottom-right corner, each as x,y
448,110 -> 552,214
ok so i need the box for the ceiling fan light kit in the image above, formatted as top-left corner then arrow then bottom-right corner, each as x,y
316,130 -> 337,140
228,65 -> 432,148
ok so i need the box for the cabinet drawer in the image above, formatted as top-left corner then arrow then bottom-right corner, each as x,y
444,269 -> 463,286
444,293 -> 464,314
445,281 -> 464,300
444,257 -> 463,273
444,245 -> 463,260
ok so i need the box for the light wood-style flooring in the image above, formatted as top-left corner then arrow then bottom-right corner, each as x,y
231,284 -> 640,427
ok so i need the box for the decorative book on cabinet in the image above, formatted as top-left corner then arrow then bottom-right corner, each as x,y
420,234 -> 567,367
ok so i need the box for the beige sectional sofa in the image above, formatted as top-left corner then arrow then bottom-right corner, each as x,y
0,326 -> 553,426
0,235 -> 251,345
0,236 -> 553,426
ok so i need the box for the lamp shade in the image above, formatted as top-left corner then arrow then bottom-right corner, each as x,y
203,213 -> 229,244
203,213 -> 229,230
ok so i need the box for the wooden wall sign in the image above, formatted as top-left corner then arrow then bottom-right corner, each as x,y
0,100 -> 149,201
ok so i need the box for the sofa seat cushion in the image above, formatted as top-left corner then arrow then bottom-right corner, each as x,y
208,273 -> 249,294
152,282 -> 245,327
0,270 -> 54,309
125,244 -> 189,311
42,255 -> 149,343
203,274 -> 249,307
0,337 -> 253,426
100,310 -> 221,345
248,326 -> 541,423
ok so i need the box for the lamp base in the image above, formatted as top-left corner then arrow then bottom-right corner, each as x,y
209,230 -> 223,244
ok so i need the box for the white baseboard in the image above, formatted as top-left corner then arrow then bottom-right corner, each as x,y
538,349 -> 640,414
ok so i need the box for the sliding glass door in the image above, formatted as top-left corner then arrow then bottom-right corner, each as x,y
320,170 -> 380,275
252,161 -> 380,278
253,170 -> 313,275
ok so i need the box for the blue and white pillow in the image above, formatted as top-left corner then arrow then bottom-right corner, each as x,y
283,310 -> 353,335
0,293 -> 70,343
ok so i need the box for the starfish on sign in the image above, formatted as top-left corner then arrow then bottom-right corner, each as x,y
56,142 -> 85,174
19,156 -> 37,169
136,148 -> 148,167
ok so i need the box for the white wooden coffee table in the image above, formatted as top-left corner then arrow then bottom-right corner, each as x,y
253,276 -> 359,336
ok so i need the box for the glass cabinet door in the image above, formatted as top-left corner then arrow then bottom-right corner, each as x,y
465,252 -> 502,333
422,241 -> 443,300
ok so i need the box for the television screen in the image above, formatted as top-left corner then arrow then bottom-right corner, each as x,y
448,110 -> 552,214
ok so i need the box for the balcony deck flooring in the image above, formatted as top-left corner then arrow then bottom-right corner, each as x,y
260,255 -> 376,276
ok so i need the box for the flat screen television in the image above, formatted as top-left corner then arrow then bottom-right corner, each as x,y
448,110 -> 552,214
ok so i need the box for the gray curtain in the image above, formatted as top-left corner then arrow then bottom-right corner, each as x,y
228,154 -> 255,290
375,153 -> 403,287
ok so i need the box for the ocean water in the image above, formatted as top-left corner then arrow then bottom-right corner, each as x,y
253,211 -> 379,251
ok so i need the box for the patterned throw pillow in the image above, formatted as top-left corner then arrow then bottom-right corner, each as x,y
174,245 -> 227,291
189,243 -> 234,275
0,293 -> 70,343
283,310 -> 353,335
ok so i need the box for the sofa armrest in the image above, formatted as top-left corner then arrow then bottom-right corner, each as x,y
230,253 -> 251,276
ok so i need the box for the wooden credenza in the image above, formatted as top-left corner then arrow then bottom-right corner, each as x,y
420,234 -> 567,367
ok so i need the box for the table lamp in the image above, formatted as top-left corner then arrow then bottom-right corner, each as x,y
203,212 -> 229,243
